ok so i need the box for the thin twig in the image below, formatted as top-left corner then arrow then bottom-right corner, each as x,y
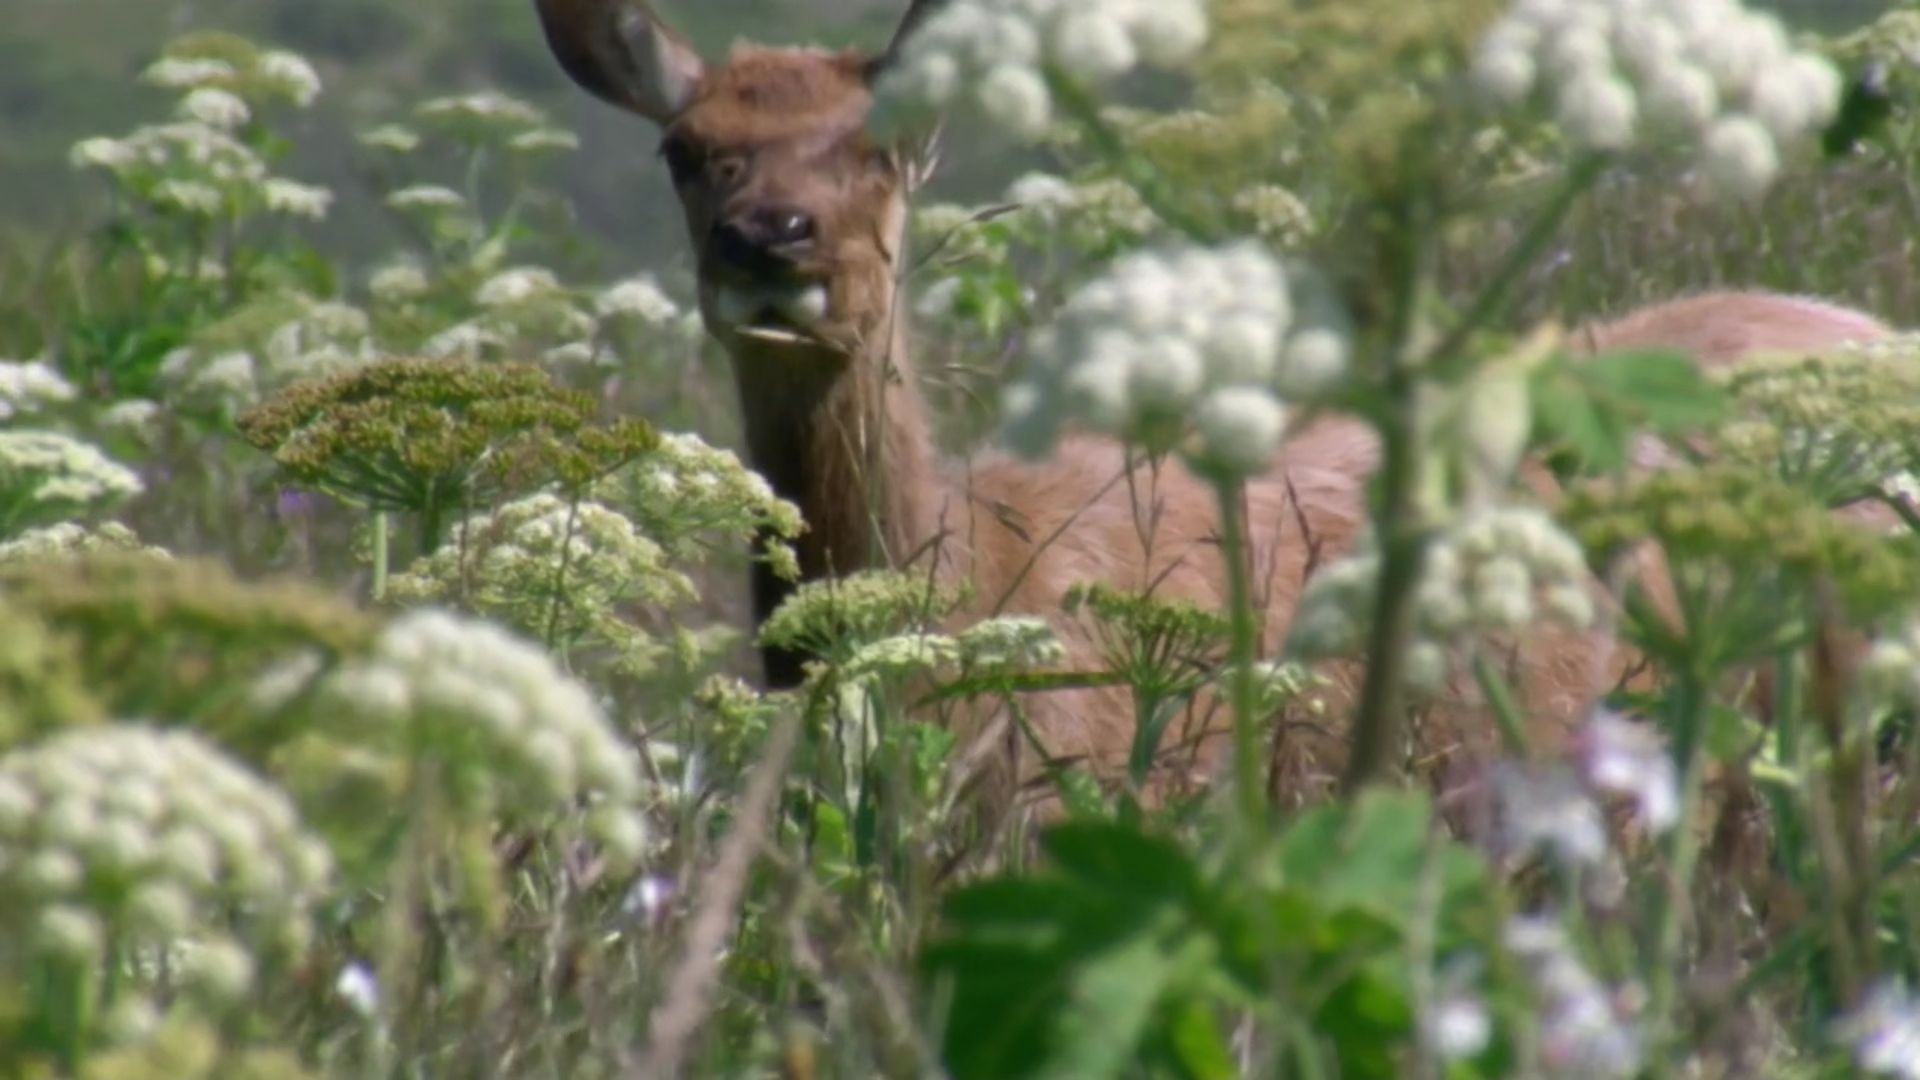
631,707 -> 804,1079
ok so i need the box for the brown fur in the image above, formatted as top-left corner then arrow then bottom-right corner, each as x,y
530,4 -> 1893,807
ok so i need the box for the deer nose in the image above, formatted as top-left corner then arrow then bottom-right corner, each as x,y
712,206 -> 816,274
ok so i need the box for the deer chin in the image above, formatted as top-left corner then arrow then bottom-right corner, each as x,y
705,282 -> 837,349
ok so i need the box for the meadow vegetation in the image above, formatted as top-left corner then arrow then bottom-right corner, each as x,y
1,1 -> 1919,1077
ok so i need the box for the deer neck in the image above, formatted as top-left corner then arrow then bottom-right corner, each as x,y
730,314 -> 949,585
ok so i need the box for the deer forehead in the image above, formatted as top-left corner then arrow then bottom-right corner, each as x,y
672,46 -> 877,154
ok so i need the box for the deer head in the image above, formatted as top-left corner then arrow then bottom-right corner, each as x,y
532,0 -> 943,364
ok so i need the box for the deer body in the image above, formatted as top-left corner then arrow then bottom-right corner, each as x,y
532,0 -> 1890,803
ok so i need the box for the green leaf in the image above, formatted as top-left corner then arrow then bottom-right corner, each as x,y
1035,933 -> 1177,1080
1531,348 -> 1726,475
1160,995 -> 1237,1080
1277,789 -> 1432,917
925,822 -> 1210,1080
1044,821 -> 1200,901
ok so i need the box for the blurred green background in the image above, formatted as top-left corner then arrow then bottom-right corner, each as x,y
0,0 -> 1895,277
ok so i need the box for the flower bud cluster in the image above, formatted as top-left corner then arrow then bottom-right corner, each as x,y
256,609 -> 651,865
1289,506 -> 1593,690
0,725 -> 331,1002
1473,0 -> 1843,198
0,359 -> 76,421
871,0 -> 1208,142
1003,241 -> 1348,476
599,431 -> 803,577
0,430 -> 144,534
0,521 -> 167,565
390,493 -> 695,670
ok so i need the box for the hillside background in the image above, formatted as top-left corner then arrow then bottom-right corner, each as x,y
0,0 -> 1895,283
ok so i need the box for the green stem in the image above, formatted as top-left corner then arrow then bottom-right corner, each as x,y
1646,668 -> 1709,1071
371,510 -> 390,602
1043,69 -> 1223,243
1214,479 -> 1266,839
1471,653 -> 1530,756
1428,153 -> 1609,379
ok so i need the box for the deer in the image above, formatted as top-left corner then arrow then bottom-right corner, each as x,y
529,0 -> 1892,813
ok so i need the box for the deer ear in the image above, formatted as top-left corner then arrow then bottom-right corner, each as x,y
532,0 -> 705,125
864,0 -> 951,81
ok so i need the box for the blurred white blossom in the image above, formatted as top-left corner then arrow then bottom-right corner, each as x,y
1473,0 -> 1841,198
386,184 -> 466,214
0,521 -> 166,564
255,609 -> 652,863
0,359 -> 76,421
417,91 -> 547,140
1505,915 -> 1644,1078
509,128 -> 581,155
177,87 -> 251,130
360,124 -> 423,153
0,725 -> 331,998
142,58 -> 236,91
1289,505 -> 1592,690
0,430 -> 143,532
258,50 -> 322,107
872,0 -> 1208,142
597,276 -> 680,323
1576,709 -> 1679,833
262,177 -> 333,220
1003,241 -> 1342,475
369,260 -> 431,303
1836,981 -> 1920,1079
476,267 -> 562,308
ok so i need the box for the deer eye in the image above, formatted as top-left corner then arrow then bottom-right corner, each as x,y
658,137 -> 702,187
708,154 -> 747,187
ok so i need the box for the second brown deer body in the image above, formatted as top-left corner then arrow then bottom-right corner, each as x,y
532,0 -> 1891,807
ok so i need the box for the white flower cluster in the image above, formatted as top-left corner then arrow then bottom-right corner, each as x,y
1492,762 -> 1609,865
871,0 -> 1209,141
389,493 -> 696,668
1003,241 -> 1346,475
100,399 -> 163,440
255,609 -> 651,863
261,299 -> 372,384
1472,0 -> 1843,199
1861,616 -> 1920,708
0,725 -> 332,999
0,521 -> 166,565
369,260 -> 431,303
1575,709 -> 1678,832
0,430 -> 144,531
955,615 -> 1067,670
142,58 -> 237,91
71,117 -> 332,226
476,266 -> 562,308
416,92 -> 548,141
1504,916 -> 1643,1077
160,347 -> 257,412
0,359 -> 76,421
160,296 -> 372,412
508,128 -> 581,155
385,184 -> 465,214
601,431 -> 803,575
596,275 -> 681,324
360,124 -> 423,154
1289,506 -> 1592,690
177,87 -> 250,131
1836,981 -> 1920,1080
262,177 -> 333,220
